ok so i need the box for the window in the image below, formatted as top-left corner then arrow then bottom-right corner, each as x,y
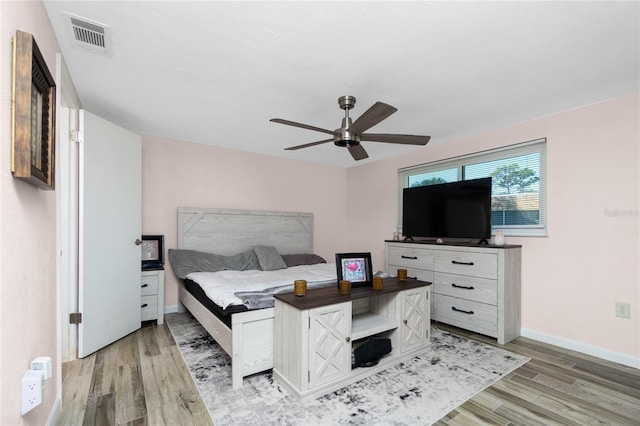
399,138 -> 546,236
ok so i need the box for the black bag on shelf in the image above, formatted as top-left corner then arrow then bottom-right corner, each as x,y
352,338 -> 392,368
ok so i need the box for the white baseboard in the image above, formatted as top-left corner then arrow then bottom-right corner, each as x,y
47,397 -> 61,426
521,328 -> 640,369
164,305 -> 179,315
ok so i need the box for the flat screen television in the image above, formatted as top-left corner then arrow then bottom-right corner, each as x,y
402,177 -> 492,243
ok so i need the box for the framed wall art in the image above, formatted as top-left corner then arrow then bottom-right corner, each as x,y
141,235 -> 165,269
335,252 -> 373,288
11,30 -> 56,190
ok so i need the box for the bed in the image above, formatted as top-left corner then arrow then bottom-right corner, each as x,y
174,207 -> 332,389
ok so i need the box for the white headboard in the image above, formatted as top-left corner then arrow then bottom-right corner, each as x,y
177,207 -> 313,255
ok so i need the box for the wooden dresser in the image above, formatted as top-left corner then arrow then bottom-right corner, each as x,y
385,241 -> 521,344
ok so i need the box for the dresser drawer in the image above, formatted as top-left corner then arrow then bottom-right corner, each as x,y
141,280 -> 158,296
433,294 -> 497,337
433,272 -> 497,305
141,295 -> 158,320
141,275 -> 159,295
434,251 -> 497,279
388,246 -> 434,270
388,264 -> 434,283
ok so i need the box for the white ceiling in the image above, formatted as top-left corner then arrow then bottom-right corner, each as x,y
43,1 -> 639,168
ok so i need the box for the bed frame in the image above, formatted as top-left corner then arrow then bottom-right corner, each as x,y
176,207 -> 314,389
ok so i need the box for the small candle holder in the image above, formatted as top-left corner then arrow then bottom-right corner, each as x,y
339,280 -> 351,295
373,276 -> 384,290
294,279 -> 307,296
397,268 -> 408,282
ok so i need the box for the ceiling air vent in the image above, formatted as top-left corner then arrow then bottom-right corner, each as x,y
63,12 -> 112,54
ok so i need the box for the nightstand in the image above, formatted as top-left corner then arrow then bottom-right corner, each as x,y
141,268 -> 164,324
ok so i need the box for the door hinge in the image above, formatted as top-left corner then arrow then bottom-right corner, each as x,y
69,312 -> 83,324
70,130 -> 83,143
308,370 -> 310,382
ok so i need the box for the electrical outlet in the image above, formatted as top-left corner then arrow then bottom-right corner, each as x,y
21,370 -> 44,415
615,302 -> 630,319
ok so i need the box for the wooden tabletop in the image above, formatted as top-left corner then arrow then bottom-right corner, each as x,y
274,277 -> 431,310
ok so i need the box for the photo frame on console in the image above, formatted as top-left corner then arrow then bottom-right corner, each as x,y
335,252 -> 373,288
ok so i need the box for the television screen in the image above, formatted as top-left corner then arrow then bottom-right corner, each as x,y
402,177 -> 492,242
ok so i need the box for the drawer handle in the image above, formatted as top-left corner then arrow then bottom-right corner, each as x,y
345,336 -> 351,342
401,255 -> 418,260
141,303 -> 148,308
141,284 -> 148,288
452,260 -> 474,266
452,306 -> 474,315
452,283 -> 475,290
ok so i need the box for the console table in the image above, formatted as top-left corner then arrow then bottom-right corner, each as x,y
273,278 -> 431,401
385,241 -> 521,344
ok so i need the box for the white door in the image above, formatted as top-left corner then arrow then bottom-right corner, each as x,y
78,110 -> 142,358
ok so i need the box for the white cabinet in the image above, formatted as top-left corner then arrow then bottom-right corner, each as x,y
386,241 -> 521,344
274,279 -> 431,401
141,269 -> 164,324
308,302 -> 352,389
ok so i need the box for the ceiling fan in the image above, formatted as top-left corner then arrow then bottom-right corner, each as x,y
270,96 -> 431,161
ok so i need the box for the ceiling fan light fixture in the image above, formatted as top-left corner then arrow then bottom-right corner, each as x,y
272,95 -> 431,161
334,139 -> 360,148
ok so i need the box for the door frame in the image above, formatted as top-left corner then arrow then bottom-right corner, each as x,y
55,53 -> 81,422
56,54 -> 81,364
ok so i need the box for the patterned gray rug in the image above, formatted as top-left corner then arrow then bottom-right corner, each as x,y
166,312 -> 529,426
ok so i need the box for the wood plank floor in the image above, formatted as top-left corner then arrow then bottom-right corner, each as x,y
434,323 -> 640,425
57,321 -> 640,425
56,321 -> 214,426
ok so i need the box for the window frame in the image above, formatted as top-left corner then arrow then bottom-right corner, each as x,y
398,138 -> 547,237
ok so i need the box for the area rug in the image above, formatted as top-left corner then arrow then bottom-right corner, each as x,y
166,312 -> 529,426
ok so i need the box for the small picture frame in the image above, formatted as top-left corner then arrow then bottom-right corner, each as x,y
335,252 -> 373,288
141,235 -> 164,269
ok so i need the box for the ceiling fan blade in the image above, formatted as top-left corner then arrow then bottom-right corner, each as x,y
270,118 -> 334,136
348,102 -> 398,134
348,144 -> 369,161
360,133 -> 431,145
284,138 -> 333,151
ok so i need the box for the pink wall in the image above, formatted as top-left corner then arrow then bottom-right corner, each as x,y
141,136 -> 349,308
346,94 -> 639,362
0,1 -> 61,424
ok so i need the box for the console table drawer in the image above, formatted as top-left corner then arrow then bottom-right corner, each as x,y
433,294 -> 497,337
434,251 -> 497,279
433,272 -> 497,305
388,246 -> 433,269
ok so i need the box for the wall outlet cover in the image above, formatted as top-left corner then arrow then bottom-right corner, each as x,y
21,369 -> 44,415
615,302 -> 631,319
